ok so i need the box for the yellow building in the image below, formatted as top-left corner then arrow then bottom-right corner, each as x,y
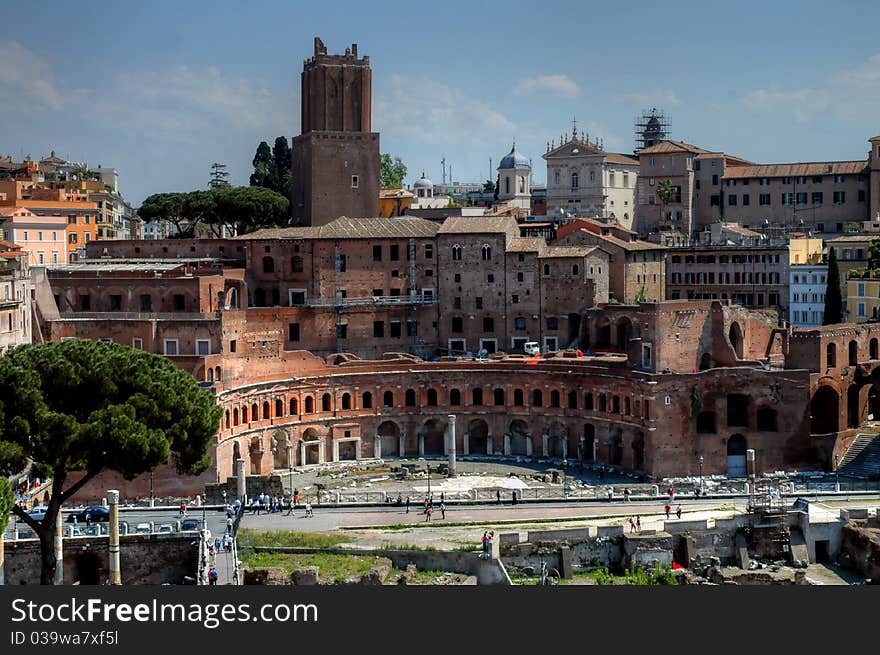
379,189 -> 415,218
788,237 -> 824,265
847,269 -> 880,322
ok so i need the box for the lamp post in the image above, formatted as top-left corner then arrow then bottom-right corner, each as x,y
834,454 -> 840,492
418,457 -> 431,498
699,455 -> 704,495
149,471 -> 154,508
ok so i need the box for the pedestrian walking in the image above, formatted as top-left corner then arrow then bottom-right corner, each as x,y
664,503 -> 671,519
481,531 -> 490,558
226,505 -> 234,520
304,502 -> 313,518
425,505 -> 433,522
180,502 -> 187,518
511,490 -> 517,506
676,505 -> 682,520
624,488 -> 631,502
636,515 -> 641,531
440,492 -> 445,504
496,490 -> 502,505
293,489 -> 300,507
629,516 -> 636,533
607,487 -> 614,502
440,501 -> 446,520
405,496 -> 411,513
208,567 -> 218,586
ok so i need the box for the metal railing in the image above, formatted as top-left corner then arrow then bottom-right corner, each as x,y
299,294 -> 437,308
55,311 -> 215,320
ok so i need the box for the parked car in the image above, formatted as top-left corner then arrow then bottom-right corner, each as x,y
66,506 -> 110,523
524,341 -> 541,356
157,523 -> 174,534
180,518 -> 202,531
135,523 -> 151,534
27,506 -> 48,521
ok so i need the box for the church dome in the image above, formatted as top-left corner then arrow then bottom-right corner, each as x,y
498,143 -> 530,170
413,172 -> 433,188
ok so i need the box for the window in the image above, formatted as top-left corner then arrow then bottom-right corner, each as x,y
759,193 -> 771,206
517,271 -> 524,282
546,317 -> 558,330
372,245 -> 382,262
229,339 -> 237,352
728,194 -> 737,206
196,339 -> 211,356
532,389 -> 543,407
262,256 -> 274,273
132,337 -> 143,350
454,297 -> 461,309
390,244 -> 399,261
571,172 -> 579,189
475,297 -> 483,309
291,256 -> 303,272
452,316 -> 463,332
481,245 -> 492,261
405,389 -> 416,407
163,339 -> 179,356
454,273 -> 461,283
511,294 -> 519,304
472,388 -> 484,405
494,388 -> 505,405
336,322 -> 347,339
543,263 -> 551,276
390,321 -> 402,338
812,192 -> 823,205
452,245 -> 462,260
109,294 -> 122,311
515,317 -> 526,330
424,244 -> 433,259
288,323 -> 300,341
712,174 -> 719,185
710,195 -> 720,206
742,194 -> 750,206
362,392 -> 372,409
483,317 -> 494,332
336,254 -> 346,272
373,321 -> 384,338
351,175 -> 359,188
383,391 -> 394,407
139,294 -> 152,311
487,274 -> 494,283
79,294 -> 91,311
427,389 -> 438,406
833,191 -> 845,204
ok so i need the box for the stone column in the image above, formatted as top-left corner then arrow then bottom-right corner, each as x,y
463,431 -> 470,455
332,440 -> 339,463
399,432 -> 406,458
503,433 -> 511,456
236,458 -> 247,505
300,442 -> 306,466
592,437 -> 598,463
374,435 -> 381,459
54,510 -> 63,585
447,415 -> 457,477
542,433 -> 549,457
354,438 -> 361,461
526,434 -> 533,456
418,432 -> 425,457
108,490 -> 121,585
287,444 -> 294,469
487,434 -> 493,455
562,438 -> 568,459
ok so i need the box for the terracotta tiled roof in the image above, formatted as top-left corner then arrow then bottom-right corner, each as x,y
723,160 -> 868,178
722,225 -> 762,237
238,216 -> 439,240
638,140 -> 712,155
826,234 -> 879,243
505,237 -> 547,254
437,216 -> 519,235
379,188 -> 416,199
541,245 -> 598,258
604,153 -> 640,166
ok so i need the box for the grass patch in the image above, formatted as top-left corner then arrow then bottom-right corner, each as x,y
237,528 -> 347,550
380,542 -> 439,552
243,552 -> 382,584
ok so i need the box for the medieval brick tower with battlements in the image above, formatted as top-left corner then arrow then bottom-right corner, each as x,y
291,37 -> 380,226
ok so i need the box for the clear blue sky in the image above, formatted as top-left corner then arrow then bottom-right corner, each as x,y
2,0 -> 879,204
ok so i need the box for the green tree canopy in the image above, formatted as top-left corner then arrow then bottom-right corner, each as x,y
823,247 -> 843,325
138,192 -> 190,236
380,153 -> 407,189
249,137 -> 292,202
209,162 -> 231,189
0,477 -> 12,536
656,179 -> 676,204
249,141 -> 275,189
0,340 -> 222,583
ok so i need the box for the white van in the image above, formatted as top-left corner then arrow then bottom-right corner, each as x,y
523,342 -> 540,356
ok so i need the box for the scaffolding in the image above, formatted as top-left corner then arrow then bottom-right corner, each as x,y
634,108 -> 670,152
746,479 -> 791,559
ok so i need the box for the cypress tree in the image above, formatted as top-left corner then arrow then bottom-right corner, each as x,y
823,247 -> 842,325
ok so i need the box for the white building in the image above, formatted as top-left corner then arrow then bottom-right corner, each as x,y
790,264 -> 827,327
544,126 -> 639,229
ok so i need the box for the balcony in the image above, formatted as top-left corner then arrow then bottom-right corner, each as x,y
847,268 -> 880,280
0,297 -> 21,309
301,294 -> 437,308
54,311 -> 216,321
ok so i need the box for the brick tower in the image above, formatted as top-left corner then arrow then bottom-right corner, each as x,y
291,37 -> 380,226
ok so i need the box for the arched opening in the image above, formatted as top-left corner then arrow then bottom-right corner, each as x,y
207,368 -> 214,382
757,408 -> 778,432
321,393 -> 331,412
849,340 -> 858,366
262,402 -> 270,420
468,419 -> 489,455
624,397 -> 631,415
609,428 -> 623,466
249,436 -> 263,474
509,420 -> 530,455
304,396 -> 314,413
254,288 -> 266,307
810,385 -> 840,434
232,442 -> 241,476
73,552 -> 102,585
362,391 -> 373,409
584,393 -> 594,410
696,411 -> 716,434
568,390 -> 578,409
847,384 -> 861,428
472,388 -> 484,406
728,322 -> 744,359
727,434 -> 747,477
289,397 -> 299,415
241,406 -> 248,423
250,403 -> 258,422
612,396 -> 621,413
378,421 -> 401,457
532,389 -> 543,407
494,388 -> 505,406
275,399 -> 283,417
341,393 -> 351,410
227,287 -> 239,309
383,390 -> 394,407
826,343 -> 837,368
225,409 -> 230,429
550,390 -> 561,408
599,394 -> 607,412
548,422 -> 566,458
596,316 -> 612,349
616,317 -> 632,350
632,432 -> 645,471
405,389 -> 416,407
871,338 -> 879,360
422,419 -> 446,455
699,353 -> 712,370
583,424 -> 595,461
262,256 -> 274,273
215,366 -> 221,381
233,408 -> 239,426
450,388 -> 461,406
302,428 -> 321,465
870,381 -> 880,419
272,431 -> 290,469
427,389 -> 438,406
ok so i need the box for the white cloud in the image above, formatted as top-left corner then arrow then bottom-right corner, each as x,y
0,40 -> 79,111
617,90 -> 681,108
375,73 -> 515,146
514,74 -> 580,97
743,53 -> 880,123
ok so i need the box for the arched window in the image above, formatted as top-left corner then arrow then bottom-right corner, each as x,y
550,390 -> 560,408
383,390 -> 394,407
427,389 -> 438,406
207,368 -> 214,382
472,388 -> 484,405
341,393 -> 351,410
826,343 -> 837,368
291,256 -> 303,272
624,397 -> 631,415
532,389 -> 543,407
505,176 -> 510,194
554,170 -> 560,185
241,406 -> 248,423
227,288 -> 238,309
572,264 -> 579,276
450,389 -> 461,405
599,395 -> 607,412
262,256 -> 274,273
624,213 -> 629,223
481,245 -> 492,261
494,388 -> 505,406
275,399 -> 283,416
362,392 -> 373,409
849,340 -> 858,366
233,408 -> 239,426
568,391 -> 578,409
289,397 -> 298,415
452,245 -> 462,261
871,338 -> 878,360
304,396 -> 314,413
612,396 -> 620,413
571,172 -> 579,189
225,409 -> 230,429
251,403 -> 258,421
262,402 -> 270,420
215,366 -> 221,381
543,263 -> 551,276
405,389 -> 416,407
322,393 -> 331,412
584,393 -> 594,410
514,389 -> 524,406
519,176 -> 525,193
